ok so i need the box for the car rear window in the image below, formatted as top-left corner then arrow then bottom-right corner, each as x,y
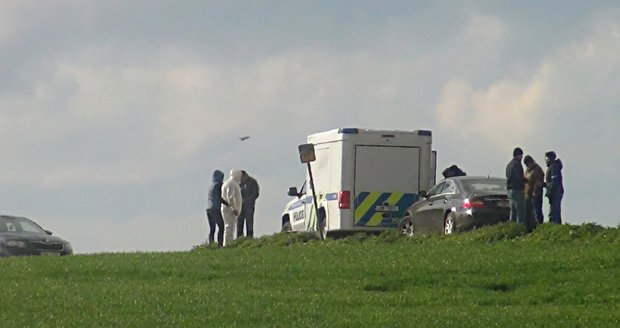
461,179 -> 506,193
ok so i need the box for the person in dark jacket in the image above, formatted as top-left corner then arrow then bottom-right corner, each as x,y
545,151 -> 564,224
206,170 -> 227,247
524,155 -> 545,225
442,165 -> 467,179
237,170 -> 259,238
506,147 -> 526,224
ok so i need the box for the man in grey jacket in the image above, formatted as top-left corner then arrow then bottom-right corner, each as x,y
238,170 -> 260,238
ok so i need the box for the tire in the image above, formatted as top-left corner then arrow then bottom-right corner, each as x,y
281,215 -> 291,232
444,213 -> 456,235
399,216 -> 415,236
317,207 -> 327,240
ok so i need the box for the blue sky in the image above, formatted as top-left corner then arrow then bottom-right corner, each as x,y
1,1 -> 618,253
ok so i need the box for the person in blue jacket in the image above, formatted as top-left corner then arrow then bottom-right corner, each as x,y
206,170 -> 227,247
544,151 -> 564,224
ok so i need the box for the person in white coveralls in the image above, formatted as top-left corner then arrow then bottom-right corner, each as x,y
221,169 -> 243,247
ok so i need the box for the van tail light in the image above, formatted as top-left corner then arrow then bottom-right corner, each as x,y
338,190 -> 351,209
463,198 -> 485,209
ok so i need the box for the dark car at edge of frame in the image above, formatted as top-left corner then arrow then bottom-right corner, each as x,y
0,215 -> 73,257
399,176 -> 510,235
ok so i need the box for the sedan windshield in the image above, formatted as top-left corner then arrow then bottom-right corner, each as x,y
0,217 -> 46,234
461,178 -> 507,194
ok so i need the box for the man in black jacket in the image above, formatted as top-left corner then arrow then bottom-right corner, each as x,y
238,170 -> 260,238
545,151 -> 564,224
506,147 -> 526,224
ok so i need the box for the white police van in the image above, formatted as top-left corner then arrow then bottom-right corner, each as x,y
281,128 -> 436,237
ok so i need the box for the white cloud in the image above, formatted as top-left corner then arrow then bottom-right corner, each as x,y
435,17 -> 619,151
436,69 -> 548,149
1,47 -> 431,189
543,19 -> 620,110
7,12 -> 617,190
435,80 -> 473,133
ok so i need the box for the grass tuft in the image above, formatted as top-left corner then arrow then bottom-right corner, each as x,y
527,222 -> 619,243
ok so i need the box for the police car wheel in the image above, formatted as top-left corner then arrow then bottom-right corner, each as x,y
317,218 -> 327,239
316,207 -> 327,240
399,216 -> 415,236
281,221 -> 291,232
318,223 -> 327,240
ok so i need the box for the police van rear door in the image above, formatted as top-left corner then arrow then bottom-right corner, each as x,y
353,145 -> 420,228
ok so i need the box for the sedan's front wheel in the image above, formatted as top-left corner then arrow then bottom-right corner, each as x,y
444,213 -> 456,235
399,216 -> 415,236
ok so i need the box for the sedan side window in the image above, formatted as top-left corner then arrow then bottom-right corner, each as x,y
427,181 -> 456,197
6,222 -> 17,232
443,181 -> 456,194
426,182 -> 447,197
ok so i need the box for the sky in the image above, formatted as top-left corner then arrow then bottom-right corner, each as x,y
1,1 -> 618,253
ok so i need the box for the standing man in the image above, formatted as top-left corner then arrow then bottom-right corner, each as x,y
524,155 -> 545,225
221,169 -> 243,247
206,169 -> 227,247
238,170 -> 260,238
545,151 -> 564,224
506,147 -> 526,225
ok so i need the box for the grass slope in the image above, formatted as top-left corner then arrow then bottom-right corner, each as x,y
1,223 -> 619,327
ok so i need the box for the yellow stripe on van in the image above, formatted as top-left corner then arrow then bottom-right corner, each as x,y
354,192 -> 381,224
366,192 -> 404,226
365,213 -> 384,227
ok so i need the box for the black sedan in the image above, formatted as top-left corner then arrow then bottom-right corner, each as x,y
399,176 -> 510,235
0,215 -> 73,257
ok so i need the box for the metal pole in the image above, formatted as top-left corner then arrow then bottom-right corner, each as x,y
307,162 -> 320,220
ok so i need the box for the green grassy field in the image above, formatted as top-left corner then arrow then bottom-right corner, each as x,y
1,223 -> 619,327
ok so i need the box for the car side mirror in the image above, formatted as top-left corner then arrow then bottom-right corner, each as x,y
287,187 -> 299,197
45,230 -> 53,235
418,190 -> 427,198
